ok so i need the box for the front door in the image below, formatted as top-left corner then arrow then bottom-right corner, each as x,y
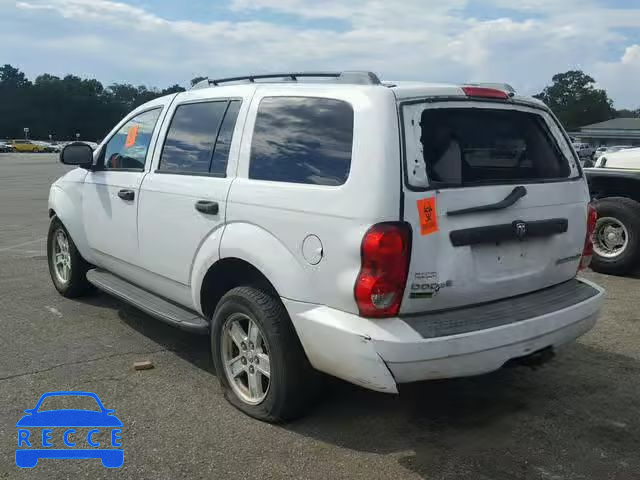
83,107 -> 164,269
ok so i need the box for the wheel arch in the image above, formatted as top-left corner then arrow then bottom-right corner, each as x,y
199,257 -> 279,320
588,174 -> 640,203
192,222 -> 312,317
48,185 -> 91,261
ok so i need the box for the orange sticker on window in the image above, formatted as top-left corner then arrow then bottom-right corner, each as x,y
416,197 -> 438,236
124,125 -> 139,148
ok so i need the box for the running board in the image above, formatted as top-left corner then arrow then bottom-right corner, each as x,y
86,269 -> 208,334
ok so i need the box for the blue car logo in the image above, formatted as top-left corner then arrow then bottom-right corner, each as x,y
15,391 -> 123,468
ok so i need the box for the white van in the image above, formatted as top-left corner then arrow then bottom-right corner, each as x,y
49,71 -> 604,421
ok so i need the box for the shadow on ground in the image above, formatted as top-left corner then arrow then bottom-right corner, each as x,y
76,291 -> 213,373
287,344 -> 640,479
77,292 -> 640,479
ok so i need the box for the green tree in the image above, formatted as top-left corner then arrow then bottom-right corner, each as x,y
190,76 -> 207,87
534,70 -> 615,130
0,64 -> 31,88
161,84 -> 186,95
0,64 -> 188,140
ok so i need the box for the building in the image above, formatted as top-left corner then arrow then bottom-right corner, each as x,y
571,118 -> 640,147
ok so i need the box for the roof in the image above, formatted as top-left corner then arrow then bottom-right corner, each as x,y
580,118 -> 640,131
187,72 -> 542,105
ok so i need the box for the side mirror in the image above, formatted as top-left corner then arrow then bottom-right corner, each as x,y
60,142 -> 94,168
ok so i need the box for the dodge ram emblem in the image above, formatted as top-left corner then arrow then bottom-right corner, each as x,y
515,221 -> 527,240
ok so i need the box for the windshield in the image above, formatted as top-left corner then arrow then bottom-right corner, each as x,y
418,107 -> 571,187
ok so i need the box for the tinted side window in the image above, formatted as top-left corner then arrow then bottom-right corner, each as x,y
103,108 -> 161,170
159,101 -> 228,174
249,97 -> 353,186
210,100 -> 241,176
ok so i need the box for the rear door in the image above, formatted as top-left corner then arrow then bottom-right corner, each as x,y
400,99 -> 588,314
136,89 -> 247,287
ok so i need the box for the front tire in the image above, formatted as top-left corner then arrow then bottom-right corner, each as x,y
211,286 -> 316,422
591,197 -> 640,275
47,217 -> 93,297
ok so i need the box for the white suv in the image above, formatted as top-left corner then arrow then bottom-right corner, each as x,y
48,71 -> 604,421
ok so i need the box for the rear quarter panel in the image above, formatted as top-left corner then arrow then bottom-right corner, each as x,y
222,85 -> 402,314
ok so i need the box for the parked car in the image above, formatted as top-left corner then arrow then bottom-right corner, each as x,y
593,145 -> 633,166
48,71 -> 604,421
33,141 -> 56,153
572,142 -> 595,162
586,147 -> 640,275
12,139 -> 44,153
593,145 -> 633,162
0,140 -> 14,152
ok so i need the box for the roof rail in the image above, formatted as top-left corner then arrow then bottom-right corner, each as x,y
190,71 -> 381,89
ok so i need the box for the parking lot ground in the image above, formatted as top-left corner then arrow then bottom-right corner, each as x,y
1,153 -> 639,479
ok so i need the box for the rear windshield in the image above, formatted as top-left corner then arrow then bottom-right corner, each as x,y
419,108 -> 570,187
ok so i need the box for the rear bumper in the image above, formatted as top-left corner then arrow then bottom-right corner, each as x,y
283,278 -> 604,393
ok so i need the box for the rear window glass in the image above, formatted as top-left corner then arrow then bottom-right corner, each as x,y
419,108 -> 570,186
249,97 -> 353,186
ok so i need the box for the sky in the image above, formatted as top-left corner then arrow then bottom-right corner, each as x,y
0,0 -> 638,108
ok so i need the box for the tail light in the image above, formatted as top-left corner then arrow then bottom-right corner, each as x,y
354,222 -> 411,317
462,86 -> 510,99
579,203 -> 598,271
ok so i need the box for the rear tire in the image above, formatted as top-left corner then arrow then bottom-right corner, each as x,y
47,216 -> 93,297
591,197 -> 640,276
210,286 -> 316,422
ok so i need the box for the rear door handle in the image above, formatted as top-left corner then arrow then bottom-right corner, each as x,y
117,189 -> 135,201
195,200 -> 219,215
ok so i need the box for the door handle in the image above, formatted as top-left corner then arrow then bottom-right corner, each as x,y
117,189 -> 135,201
195,200 -> 219,215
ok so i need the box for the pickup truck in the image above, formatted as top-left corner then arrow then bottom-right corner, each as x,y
585,147 -> 640,275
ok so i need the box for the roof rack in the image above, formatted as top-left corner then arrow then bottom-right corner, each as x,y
190,71 -> 381,89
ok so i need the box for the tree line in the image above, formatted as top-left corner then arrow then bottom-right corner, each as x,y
533,70 -> 638,131
0,64 -> 194,141
0,64 -> 638,141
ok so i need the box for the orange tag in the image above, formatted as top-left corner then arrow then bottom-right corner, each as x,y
416,197 -> 438,236
124,125 -> 139,148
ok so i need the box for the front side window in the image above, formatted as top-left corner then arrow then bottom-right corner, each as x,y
103,108 -> 161,170
249,97 -> 354,186
159,100 -> 240,175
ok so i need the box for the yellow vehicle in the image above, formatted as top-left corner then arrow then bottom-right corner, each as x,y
12,140 -> 43,152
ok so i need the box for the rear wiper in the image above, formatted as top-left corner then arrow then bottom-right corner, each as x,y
447,186 -> 527,216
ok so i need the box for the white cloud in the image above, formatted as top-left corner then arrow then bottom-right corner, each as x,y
593,45 -> 640,108
4,0 -> 640,108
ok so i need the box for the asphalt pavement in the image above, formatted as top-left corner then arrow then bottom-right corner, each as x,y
0,153 -> 639,479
